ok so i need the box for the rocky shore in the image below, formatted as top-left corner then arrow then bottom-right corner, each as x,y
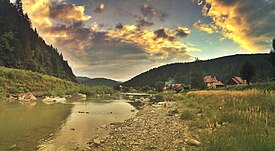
84,102 -> 201,151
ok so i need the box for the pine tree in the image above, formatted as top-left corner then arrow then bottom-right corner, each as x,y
15,0 -> 23,15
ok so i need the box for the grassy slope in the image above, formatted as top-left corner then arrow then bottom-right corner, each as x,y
0,66 -> 115,98
175,89 -> 275,150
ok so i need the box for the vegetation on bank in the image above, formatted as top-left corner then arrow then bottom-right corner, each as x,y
0,66 -> 115,97
176,89 -> 275,150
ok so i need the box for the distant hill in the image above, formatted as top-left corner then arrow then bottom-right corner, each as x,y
0,0 -> 75,81
76,77 -> 121,87
122,54 -> 274,87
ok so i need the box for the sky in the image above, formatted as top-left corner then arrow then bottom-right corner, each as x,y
17,0 -> 275,81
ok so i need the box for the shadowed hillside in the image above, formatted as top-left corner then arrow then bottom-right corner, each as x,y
0,0 -> 75,81
122,54 -> 274,87
76,77 -> 121,87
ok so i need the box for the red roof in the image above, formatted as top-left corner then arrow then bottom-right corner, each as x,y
204,75 -> 219,83
232,76 -> 247,84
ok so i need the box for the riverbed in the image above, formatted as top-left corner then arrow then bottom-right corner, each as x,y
0,98 -> 137,150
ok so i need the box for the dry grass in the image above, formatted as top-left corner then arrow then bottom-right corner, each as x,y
176,89 -> 275,151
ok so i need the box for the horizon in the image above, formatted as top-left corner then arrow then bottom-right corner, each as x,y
17,0 -> 275,81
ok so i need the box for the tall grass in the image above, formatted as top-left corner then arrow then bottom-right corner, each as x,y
0,66 -> 116,97
176,89 -> 275,150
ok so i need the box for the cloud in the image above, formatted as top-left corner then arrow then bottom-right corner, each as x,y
22,0 -> 194,80
136,18 -> 154,28
193,20 -> 217,34
176,26 -> 191,38
140,3 -> 168,21
106,24 -> 192,59
22,0 -> 92,49
193,0 -> 275,52
49,3 -> 91,22
93,3 -> 105,13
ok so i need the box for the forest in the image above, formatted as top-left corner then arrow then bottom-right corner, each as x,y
0,0 -> 76,81
122,54 -> 275,87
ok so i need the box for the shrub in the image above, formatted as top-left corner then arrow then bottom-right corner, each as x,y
180,110 -> 196,120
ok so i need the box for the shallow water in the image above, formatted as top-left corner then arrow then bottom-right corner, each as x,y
0,99 -> 136,150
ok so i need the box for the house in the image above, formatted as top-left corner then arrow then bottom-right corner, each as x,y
227,76 -> 247,85
204,75 -> 225,88
164,83 -> 184,92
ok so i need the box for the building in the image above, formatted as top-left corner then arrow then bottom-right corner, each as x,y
227,76 -> 247,85
204,75 -> 225,88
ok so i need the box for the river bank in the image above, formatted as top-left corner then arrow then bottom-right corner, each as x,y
82,101 -> 201,151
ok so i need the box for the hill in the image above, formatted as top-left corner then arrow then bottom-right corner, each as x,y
0,66 -> 116,99
0,0 -> 75,81
122,54 -> 274,87
76,77 -> 121,87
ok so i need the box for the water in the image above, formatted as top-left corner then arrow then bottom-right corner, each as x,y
0,99 -> 137,150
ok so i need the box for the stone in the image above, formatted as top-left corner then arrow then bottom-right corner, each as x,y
42,97 -> 66,105
188,138 -> 201,146
93,138 -> 101,146
8,144 -> 17,150
18,92 -> 37,103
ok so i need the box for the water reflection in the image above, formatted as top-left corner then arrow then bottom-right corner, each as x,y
38,99 -> 137,150
0,102 -> 73,151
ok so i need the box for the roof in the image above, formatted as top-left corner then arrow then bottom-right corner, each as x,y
231,76 -> 247,84
204,75 -> 219,83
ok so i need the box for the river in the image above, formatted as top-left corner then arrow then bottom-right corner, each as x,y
0,98 -> 137,150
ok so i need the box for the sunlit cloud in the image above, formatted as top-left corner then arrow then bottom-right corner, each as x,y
94,3 -> 105,13
193,0 -> 275,52
106,24 -> 192,59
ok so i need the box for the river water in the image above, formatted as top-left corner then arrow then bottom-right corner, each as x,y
0,99 -> 137,150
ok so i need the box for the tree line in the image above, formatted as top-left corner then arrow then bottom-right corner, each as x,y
0,0 -> 76,81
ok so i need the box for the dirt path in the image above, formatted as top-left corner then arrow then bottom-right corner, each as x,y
81,102 -> 201,151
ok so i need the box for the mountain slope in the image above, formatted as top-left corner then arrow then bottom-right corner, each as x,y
122,54 -> 274,87
0,0 -> 75,81
76,77 -> 121,87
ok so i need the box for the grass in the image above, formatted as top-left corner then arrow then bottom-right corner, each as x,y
175,89 -> 275,150
224,81 -> 275,91
0,66 -> 116,97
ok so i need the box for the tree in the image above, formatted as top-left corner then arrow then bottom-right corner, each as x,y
240,61 -> 255,84
190,67 -> 204,89
15,0 -> 23,15
155,81 -> 165,92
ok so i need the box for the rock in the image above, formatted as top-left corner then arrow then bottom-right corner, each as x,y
93,138 -> 101,146
70,128 -> 75,131
188,138 -> 201,146
130,109 -> 135,112
73,93 -> 87,98
181,146 -> 186,151
19,92 -> 37,103
8,144 -> 17,150
42,97 -> 66,105
100,124 -> 107,129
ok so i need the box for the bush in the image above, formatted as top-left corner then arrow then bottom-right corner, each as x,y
180,110 -> 196,120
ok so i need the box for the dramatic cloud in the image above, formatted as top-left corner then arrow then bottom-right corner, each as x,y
140,3 -> 168,21
193,0 -> 275,52
21,0 -> 195,80
106,24 -> 192,59
49,3 -> 91,22
22,0 -> 92,48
